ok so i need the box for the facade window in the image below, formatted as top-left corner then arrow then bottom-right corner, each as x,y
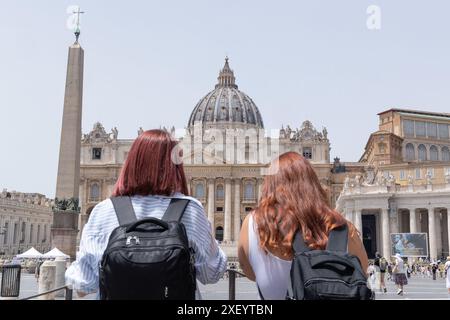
442,147 -> 450,162
244,182 -> 255,200
415,168 -> 421,179
378,144 -> 385,154
427,168 -> 434,178
400,170 -> 406,180
427,122 -> 437,138
302,147 -> 312,159
405,143 -> 415,161
429,145 -> 438,161
37,225 -> 41,244
403,120 -> 414,137
418,144 -> 427,161
3,223 -> 8,244
90,183 -> 100,201
216,184 -> 224,200
445,167 -> 450,175
195,183 -> 205,199
245,207 -> 253,212
43,225 -> 47,242
438,124 -> 449,139
124,151 -> 129,161
216,207 -> 223,212
92,148 -> 102,160
215,226 -> 224,242
415,121 -> 426,137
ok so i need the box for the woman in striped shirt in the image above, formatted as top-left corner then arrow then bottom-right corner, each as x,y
65,129 -> 227,299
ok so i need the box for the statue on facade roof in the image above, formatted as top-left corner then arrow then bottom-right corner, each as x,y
138,127 -> 144,136
111,127 -> 118,141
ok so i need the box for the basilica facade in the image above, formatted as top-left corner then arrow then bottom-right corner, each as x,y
78,59 -> 348,258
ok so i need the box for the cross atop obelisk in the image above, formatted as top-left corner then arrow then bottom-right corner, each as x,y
72,7 -> 85,43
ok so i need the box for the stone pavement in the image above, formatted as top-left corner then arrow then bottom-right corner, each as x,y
2,272 -> 449,300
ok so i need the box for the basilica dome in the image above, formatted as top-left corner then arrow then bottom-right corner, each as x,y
187,58 -> 264,129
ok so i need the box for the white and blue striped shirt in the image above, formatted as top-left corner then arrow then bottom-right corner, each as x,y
65,193 -> 227,298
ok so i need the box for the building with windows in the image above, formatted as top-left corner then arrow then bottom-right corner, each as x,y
78,58 -> 349,258
337,109 -> 450,261
0,189 -> 53,257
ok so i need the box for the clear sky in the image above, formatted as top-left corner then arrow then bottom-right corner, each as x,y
1,0 -> 449,198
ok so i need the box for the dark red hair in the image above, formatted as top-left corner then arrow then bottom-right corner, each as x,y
112,129 -> 188,197
254,152 -> 356,258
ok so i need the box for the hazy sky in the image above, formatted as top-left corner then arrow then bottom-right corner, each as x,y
1,1 -> 449,198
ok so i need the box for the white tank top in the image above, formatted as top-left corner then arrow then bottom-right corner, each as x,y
248,214 -> 292,300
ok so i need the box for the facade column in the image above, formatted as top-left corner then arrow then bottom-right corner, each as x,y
233,179 -> 241,243
447,208 -> 450,257
354,209 -> 362,237
344,208 -> 352,222
409,208 -> 417,233
428,207 -> 437,261
224,178 -> 232,242
435,210 -> 442,259
257,178 -> 264,202
207,179 -> 215,232
381,208 -> 391,259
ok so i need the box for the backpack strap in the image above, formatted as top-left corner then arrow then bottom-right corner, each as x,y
110,196 -> 137,226
162,198 -> 190,222
292,230 -> 311,253
325,224 -> 348,253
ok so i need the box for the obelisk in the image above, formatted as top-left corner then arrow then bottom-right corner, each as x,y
51,17 -> 84,260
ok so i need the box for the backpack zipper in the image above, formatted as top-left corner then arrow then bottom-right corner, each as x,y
304,277 -> 367,287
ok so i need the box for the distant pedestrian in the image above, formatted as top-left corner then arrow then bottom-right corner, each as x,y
35,259 -> 43,282
431,262 -> 438,280
393,253 -> 408,295
445,256 -> 450,294
374,252 -> 387,293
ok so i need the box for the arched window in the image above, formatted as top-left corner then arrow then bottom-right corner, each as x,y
215,226 -> 224,242
429,145 -> 438,161
418,144 -> 427,161
195,183 -> 205,199
405,143 -> 415,161
442,146 -> 450,162
244,181 -> 255,200
90,183 -> 100,201
216,184 -> 224,200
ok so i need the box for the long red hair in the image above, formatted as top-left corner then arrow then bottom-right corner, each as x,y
112,129 -> 188,197
254,152 -> 356,258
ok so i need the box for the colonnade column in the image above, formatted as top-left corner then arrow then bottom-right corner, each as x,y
354,209 -> 362,237
409,208 -> 417,233
224,178 -> 232,242
234,179 -> 241,243
381,208 -> 391,259
448,208 -> 450,257
207,179 -> 215,232
428,207 -> 437,261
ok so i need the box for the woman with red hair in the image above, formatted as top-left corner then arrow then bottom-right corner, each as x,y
66,129 -> 227,299
238,152 -> 368,299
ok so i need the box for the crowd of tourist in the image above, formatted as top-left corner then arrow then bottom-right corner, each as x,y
367,254 -> 450,295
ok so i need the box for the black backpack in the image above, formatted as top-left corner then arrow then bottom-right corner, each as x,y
287,224 -> 374,300
99,196 -> 196,300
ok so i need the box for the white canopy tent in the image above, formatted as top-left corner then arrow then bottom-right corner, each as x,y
16,247 -> 43,259
42,247 -> 70,259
